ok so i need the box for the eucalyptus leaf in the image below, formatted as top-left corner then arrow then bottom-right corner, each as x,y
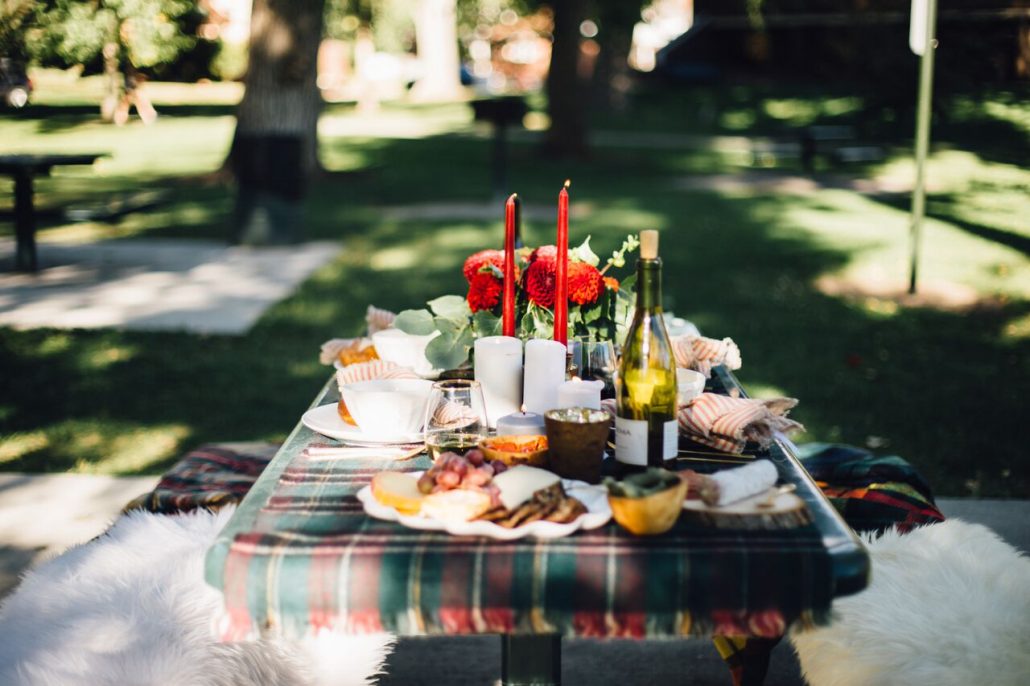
434,316 -> 467,337
529,303 -> 554,339
394,309 -> 436,336
427,295 -> 471,321
571,236 -> 600,267
472,310 -> 502,338
425,327 -> 474,370
583,303 -> 602,324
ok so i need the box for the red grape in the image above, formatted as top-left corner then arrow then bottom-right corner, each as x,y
490,460 -> 508,474
465,449 -> 485,466
465,467 -> 493,487
417,474 -> 435,494
449,458 -> 469,477
437,470 -> 461,488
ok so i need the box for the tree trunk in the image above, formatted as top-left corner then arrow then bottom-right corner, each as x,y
100,41 -> 120,123
233,0 -> 324,177
594,2 -> 642,114
543,0 -> 589,158
410,0 -> 463,102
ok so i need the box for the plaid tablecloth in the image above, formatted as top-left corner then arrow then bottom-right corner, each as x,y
206,377 -> 837,641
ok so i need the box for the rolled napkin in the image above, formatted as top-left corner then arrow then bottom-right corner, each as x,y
672,335 -> 742,378
698,460 -> 778,506
366,305 -> 397,335
336,360 -> 420,387
678,392 -> 804,453
319,337 -> 375,366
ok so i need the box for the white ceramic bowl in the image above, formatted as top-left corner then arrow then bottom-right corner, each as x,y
339,379 -> 434,440
371,329 -> 441,377
676,368 -> 706,406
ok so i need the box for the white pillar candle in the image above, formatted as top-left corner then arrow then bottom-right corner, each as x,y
557,378 -> 603,410
522,339 -> 567,415
474,336 -> 523,428
495,410 -> 546,436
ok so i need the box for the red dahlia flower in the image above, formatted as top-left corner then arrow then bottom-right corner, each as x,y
568,262 -> 605,305
463,250 -> 504,282
524,258 -> 556,308
466,271 -> 502,312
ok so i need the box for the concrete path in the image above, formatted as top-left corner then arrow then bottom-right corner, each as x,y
0,238 -> 340,334
0,472 -> 158,598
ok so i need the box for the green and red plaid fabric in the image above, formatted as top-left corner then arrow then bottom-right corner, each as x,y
125,443 -> 278,515
207,428 -> 835,641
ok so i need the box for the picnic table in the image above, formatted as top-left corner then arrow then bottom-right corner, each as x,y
205,365 -> 869,685
0,153 -> 106,272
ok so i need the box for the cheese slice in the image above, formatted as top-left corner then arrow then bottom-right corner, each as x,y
492,466 -> 561,511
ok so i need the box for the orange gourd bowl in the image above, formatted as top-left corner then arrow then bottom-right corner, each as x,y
608,478 -> 688,535
478,435 -> 550,468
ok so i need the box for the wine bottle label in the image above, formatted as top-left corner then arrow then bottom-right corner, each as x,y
663,419 -> 678,459
615,417 -> 678,464
615,416 -> 648,465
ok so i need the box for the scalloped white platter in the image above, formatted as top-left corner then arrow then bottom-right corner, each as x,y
357,472 -> 612,540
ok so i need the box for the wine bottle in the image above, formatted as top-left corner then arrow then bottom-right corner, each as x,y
615,230 -> 678,469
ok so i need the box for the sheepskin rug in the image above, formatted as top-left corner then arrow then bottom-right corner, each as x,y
0,506 -> 394,686
791,519 -> 1030,686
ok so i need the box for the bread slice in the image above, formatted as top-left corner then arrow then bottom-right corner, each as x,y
421,489 -> 493,523
371,472 -> 425,515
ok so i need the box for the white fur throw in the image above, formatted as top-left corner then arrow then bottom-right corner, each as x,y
0,507 -> 394,686
792,519 -> 1030,686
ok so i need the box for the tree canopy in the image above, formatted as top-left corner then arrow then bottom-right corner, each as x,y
25,0 -> 201,72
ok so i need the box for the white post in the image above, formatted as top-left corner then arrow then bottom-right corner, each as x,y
908,0 -> 938,295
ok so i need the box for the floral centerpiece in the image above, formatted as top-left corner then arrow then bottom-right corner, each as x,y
394,235 -> 640,371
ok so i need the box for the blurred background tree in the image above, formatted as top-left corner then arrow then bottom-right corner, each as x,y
23,0 -> 205,119
0,0 -> 36,62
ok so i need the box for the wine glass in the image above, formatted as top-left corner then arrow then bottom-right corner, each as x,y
569,339 -> 618,400
423,379 -> 489,462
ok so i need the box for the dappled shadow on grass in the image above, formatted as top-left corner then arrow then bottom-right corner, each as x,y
0,132 -> 1027,496
0,176 -> 232,243
2,103 -> 238,134
870,192 -> 1030,258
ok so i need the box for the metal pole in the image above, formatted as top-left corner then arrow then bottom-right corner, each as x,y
908,0 -> 938,295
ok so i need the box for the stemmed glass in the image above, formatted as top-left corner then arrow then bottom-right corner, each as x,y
423,379 -> 489,462
568,339 -> 618,400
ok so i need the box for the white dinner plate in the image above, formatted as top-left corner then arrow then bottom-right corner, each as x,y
301,404 -> 424,445
357,472 -> 612,540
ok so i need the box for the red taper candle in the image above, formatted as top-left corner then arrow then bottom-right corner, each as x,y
554,180 -> 570,345
502,193 -> 517,336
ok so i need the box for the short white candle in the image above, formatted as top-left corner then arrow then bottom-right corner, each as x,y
474,336 -> 523,428
495,409 -> 546,436
523,339 -> 567,415
557,377 -> 603,410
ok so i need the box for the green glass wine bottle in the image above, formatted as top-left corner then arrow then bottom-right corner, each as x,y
615,230 -> 678,470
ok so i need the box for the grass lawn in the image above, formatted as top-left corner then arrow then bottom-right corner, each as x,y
1,73 -> 1027,497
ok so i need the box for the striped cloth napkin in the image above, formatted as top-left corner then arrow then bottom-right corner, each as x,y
365,304 -> 396,334
672,335 -> 742,378
679,393 -> 804,453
